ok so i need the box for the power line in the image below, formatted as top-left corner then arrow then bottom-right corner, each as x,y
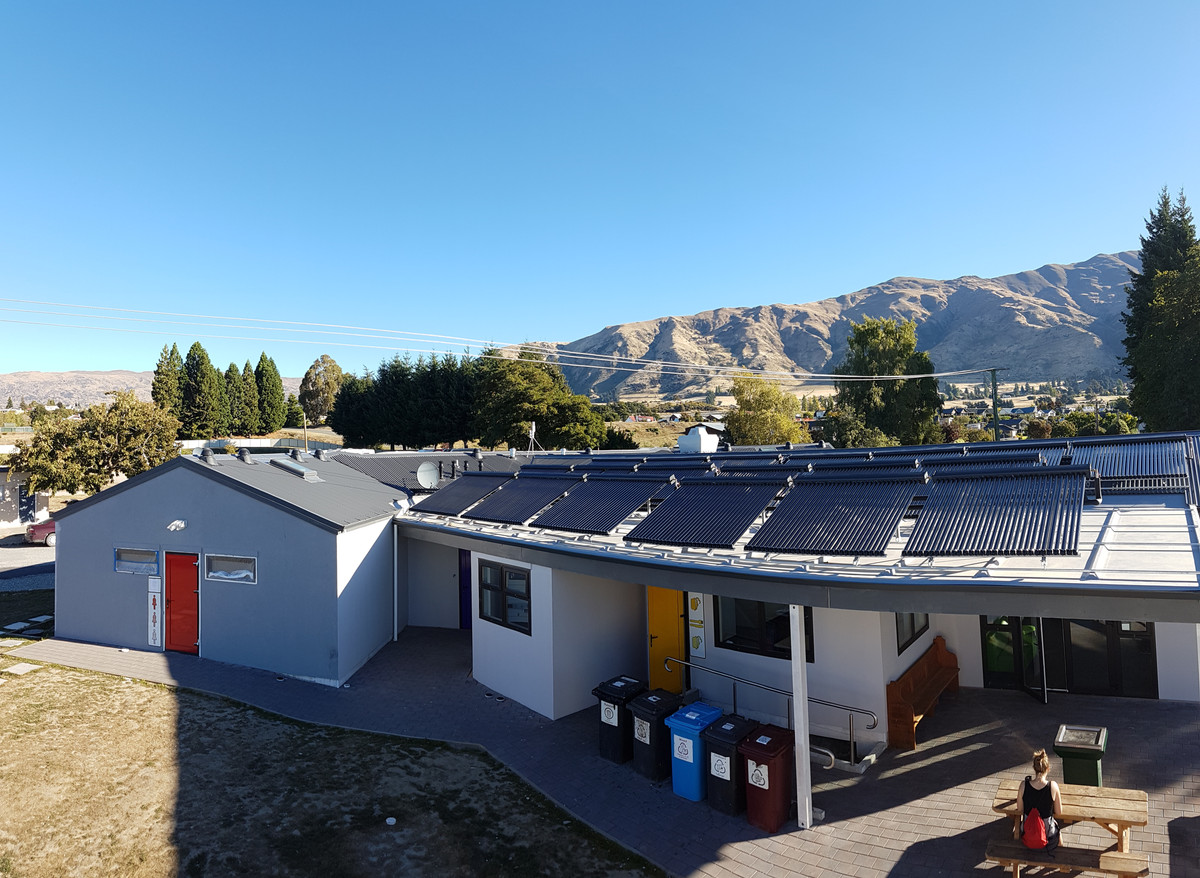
0,298 -> 1004,384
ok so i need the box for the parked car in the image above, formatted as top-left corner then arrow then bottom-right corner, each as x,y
24,518 -> 55,547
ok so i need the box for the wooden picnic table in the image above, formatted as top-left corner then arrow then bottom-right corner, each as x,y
991,778 -> 1148,853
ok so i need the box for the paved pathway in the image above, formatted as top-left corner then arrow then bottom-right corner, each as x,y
10,631 -> 1200,877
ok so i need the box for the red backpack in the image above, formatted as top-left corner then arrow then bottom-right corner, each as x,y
1021,805 -> 1049,849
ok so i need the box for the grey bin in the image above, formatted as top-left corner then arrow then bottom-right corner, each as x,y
1052,724 -> 1107,787
629,689 -> 684,781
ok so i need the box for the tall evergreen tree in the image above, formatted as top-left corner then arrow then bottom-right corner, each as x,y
327,373 -> 381,447
180,342 -> 227,439
255,353 -> 286,434
284,393 -> 305,428
1123,188 -> 1197,385
239,360 -> 261,435
151,343 -> 184,419
224,364 -> 244,435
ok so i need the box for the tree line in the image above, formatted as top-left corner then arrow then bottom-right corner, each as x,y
329,350 -> 615,451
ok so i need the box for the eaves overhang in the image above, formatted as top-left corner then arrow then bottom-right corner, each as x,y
396,517 -> 1200,624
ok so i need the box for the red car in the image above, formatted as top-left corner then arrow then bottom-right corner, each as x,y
24,518 -> 55,547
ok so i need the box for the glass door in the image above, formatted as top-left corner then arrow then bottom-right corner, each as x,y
1018,617 -> 1048,703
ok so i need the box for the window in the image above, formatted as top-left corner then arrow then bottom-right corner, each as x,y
114,548 -> 159,575
204,554 -> 257,584
714,598 -> 814,663
896,613 -> 929,654
478,560 -> 531,635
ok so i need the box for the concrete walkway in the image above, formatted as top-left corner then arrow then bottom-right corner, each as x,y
10,631 -> 1200,877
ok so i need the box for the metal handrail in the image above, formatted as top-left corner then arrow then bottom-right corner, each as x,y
663,656 -> 874,766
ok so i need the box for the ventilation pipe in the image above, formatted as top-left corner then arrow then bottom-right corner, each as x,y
237,448 -> 255,464
199,448 -> 216,464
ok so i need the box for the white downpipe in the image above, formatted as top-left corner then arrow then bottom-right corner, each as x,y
392,523 -> 399,641
791,604 -> 813,829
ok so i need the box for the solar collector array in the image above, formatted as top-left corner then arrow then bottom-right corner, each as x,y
746,476 -> 923,556
463,475 -> 582,525
904,468 -> 1088,557
410,472 -> 513,516
530,476 -> 672,534
624,480 -> 786,549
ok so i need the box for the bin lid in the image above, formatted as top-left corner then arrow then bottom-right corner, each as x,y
591,675 -> 646,705
629,688 -> 684,720
701,714 -> 760,747
1053,723 -> 1108,754
663,701 -> 724,734
737,723 -> 793,760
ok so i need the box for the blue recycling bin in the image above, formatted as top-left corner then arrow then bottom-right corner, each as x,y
663,702 -> 724,801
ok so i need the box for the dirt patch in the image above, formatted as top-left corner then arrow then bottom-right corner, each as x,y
0,658 -> 662,878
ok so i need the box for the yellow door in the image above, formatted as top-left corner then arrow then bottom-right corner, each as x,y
647,586 -> 685,692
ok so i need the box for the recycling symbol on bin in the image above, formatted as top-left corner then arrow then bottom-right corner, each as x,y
676,739 -> 691,759
603,705 -> 616,722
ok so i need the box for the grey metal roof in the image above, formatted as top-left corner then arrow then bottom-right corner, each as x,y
747,476 -> 924,556
334,451 -> 525,491
904,467 -> 1089,557
624,480 -> 786,549
463,475 -> 582,525
530,476 -> 672,535
410,472 -> 513,516
57,453 -> 404,533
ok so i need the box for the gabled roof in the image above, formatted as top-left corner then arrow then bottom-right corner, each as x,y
57,452 -> 406,533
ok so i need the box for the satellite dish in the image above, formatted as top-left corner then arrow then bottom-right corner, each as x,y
416,461 -> 440,490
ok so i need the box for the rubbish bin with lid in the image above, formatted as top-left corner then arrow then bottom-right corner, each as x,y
629,689 -> 684,781
737,724 -> 795,833
1052,724 -> 1107,787
663,701 -> 724,801
591,675 -> 646,764
700,714 -> 760,815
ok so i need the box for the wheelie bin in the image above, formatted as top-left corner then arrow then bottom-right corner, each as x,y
701,714 -> 760,815
591,675 -> 646,764
663,701 -> 724,801
629,689 -> 684,781
737,724 -> 795,832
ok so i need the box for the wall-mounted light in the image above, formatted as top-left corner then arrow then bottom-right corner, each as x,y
167,519 -> 187,532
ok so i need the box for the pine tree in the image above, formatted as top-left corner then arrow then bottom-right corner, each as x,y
151,343 -> 184,419
299,354 -> 343,425
180,342 -> 226,439
284,393 -> 305,428
1123,188 -> 1197,387
255,353 -> 286,434
239,360 -> 261,435
224,364 -> 244,436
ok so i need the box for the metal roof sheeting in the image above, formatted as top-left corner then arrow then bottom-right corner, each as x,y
904,467 -> 1089,557
463,475 -> 582,525
747,476 -> 923,556
530,476 -> 672,534
624,480 -> 785,549
410,472 -> 514,516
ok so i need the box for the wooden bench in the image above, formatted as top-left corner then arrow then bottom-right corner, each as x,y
885,634 -> 959,750
985,838 -> 1149,877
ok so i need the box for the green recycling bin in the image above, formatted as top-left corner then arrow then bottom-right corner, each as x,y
1052,724 -> 1107,787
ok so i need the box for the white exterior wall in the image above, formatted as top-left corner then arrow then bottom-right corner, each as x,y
471,554 -> 557,718
935,613 -> 984,688
550,569 -> 645,719
405,539 -> 461,628
335,518 -> 396,685
1155,622 -> 1200,701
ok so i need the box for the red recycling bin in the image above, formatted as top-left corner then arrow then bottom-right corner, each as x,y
736,724 -> 794,833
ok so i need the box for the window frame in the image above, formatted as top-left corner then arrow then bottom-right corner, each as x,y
896,612 -> 930,655
478,559 -> 532,635
113,547 -> 160,575
203,553 -> 258,585
713,598 -> 814,663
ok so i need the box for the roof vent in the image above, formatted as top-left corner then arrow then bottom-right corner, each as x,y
289,448 -> 304,461
237,448 -> 256,464
313,449 -> 329,461
199,448 -> 216,464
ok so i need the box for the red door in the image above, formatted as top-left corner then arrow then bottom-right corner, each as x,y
165,552 -> 199,654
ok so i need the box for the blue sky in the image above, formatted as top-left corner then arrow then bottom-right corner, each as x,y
1,2 -> 1197,378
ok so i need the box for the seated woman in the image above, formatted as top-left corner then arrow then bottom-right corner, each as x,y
1020,748 -> 1063,849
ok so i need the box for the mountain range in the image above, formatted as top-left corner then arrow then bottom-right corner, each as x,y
552,251 -> 1139,397
0,251 -> 1139,408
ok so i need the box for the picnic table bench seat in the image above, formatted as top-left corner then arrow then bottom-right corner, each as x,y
885,634 -> 959,750
985,837 -> 1149,877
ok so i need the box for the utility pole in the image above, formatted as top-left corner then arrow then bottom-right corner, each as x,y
991,369 -> 1001,442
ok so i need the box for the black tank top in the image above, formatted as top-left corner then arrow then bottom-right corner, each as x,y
1023,777 -> 1054,817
